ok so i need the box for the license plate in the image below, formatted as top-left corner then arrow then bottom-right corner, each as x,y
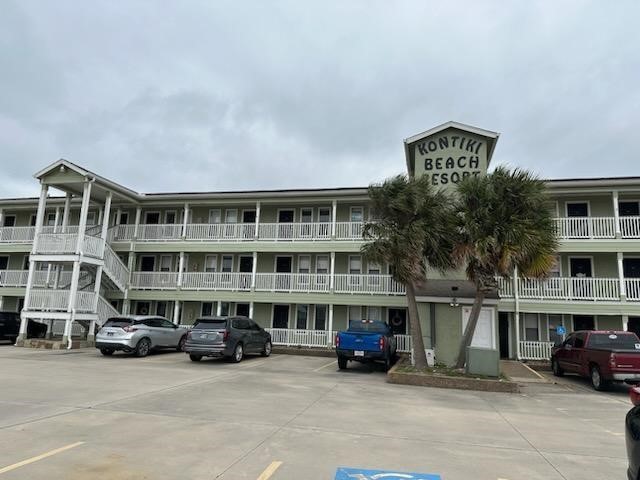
354,350 -> 364,357
107,332 -> 114,336
200,334 -> 207,339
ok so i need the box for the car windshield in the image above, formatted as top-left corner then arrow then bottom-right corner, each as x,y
348,320 -> 388,333
194,320 -> 227,330
588,333 -> 639,349
103,318 -> 134,328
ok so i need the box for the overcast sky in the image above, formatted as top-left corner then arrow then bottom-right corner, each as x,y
1,1 -> 639,198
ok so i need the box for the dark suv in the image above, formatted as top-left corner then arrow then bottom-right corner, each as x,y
0,312 -> 47,343
184,316 -> 272,363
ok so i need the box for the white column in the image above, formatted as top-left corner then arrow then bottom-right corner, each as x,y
115,208 -> 122,225
76,181 -> 93,254
249,301 -> 255,319
513,266 -> 521,360
254,201 -> 261,239
330,251 -> 336,291
0,209 -> 3,228
133,206 -> 142,239
251,251 -> 258,289
613,190 -> 621,238
328,304 -> 334,346
0,296 -> 3,311
618,252 -> 627,299
100,192 -> 112,241
123,299 -> 130,315
216,301 -> 222,316
623,314 -> 629,332
177,252 -> 185,288
173,300 -> 181,325
97,207 -> 104,227
64,261 -> 82,348
331,200 -> 337,238
62,192 -> 72,232
31,183 -> 49,254
53,207 -> 61,233
181,203 -> 189,238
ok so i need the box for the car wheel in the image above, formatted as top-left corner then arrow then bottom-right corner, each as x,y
590,365 -> 609,391
100,348 -> 114,356
135,338 -> 151,357
338,356 -> 347,370
189,354 -> 202,362
231,343 -> 244,363
261,340 -> 272,357
552,358 -> 564,377
176,335 -> 187,352
384,355 -> 392,372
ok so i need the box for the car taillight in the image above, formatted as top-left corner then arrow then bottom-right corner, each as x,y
630,387 -> 640,406
123,326 -> 138,333
335,334 -> 340,347
609,353 -> 617,369
379,336 -> 385,351
223,330 -> 229,341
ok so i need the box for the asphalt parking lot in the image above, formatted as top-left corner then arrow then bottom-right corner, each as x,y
0,343 -> 631,480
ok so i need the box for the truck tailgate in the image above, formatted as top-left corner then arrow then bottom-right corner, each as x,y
338,331 -> 381,352
611,351 -> 640,370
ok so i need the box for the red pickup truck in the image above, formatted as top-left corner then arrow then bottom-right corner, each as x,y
552,330 -> 640,391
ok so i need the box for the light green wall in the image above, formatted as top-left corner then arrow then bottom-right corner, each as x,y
433,303 -> 463,366
559,252 -> 618,277
555,196 -> 613,217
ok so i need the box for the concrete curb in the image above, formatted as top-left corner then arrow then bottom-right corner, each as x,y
272,346 -> 335,358
386,362 -> 520,393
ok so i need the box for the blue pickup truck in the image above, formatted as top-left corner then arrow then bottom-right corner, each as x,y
335,320 -> 397,371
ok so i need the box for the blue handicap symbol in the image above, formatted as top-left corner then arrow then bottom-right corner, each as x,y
335,467 -> 441,480
556,325 -> 566,335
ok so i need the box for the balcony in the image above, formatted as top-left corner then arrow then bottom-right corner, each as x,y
34,233 -> 105,258
129,272 -> 404,295
108,222 -> 365,243
26,289 -> 95,313
498,276 -> 640,302
554,216 -> 640,239
0,270 -> 74,288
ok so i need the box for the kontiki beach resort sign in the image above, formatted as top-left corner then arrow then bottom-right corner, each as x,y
404,121 -> 500,188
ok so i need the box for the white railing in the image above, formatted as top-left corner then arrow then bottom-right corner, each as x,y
35,233 -> 78,254
334,274 -> 405,295
265,328 -> 333,348
75,291 -> 95,313
0,226 -> 36,243
0,270 -> 29,287
182,272 -> 252,291
627,279 -> 640,301
27,289 -> 70,311
103,243 -> 129,290
108,224 -> 136,242
554,217 -> 616,239
137,224 -> 183,241
131,272 -> 179,290
519,341 -> 554,360
621,216 -> 640,238
498,276 -> 622,301
396,334 -> 412,353
255,273 -> 331,293
335,222 -> 364,240
258,223 -> 332,241
186,223 -> 256,241
97,296 -> 120,325
82,234 -> 105,258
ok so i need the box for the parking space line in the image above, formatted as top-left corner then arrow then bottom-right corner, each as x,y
257,461 -> 282,480
313,360 -> 337,372
0,441 -> 84,475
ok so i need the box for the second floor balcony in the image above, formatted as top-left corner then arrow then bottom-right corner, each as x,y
498,276 -> 640,302
554,216 -> 640,239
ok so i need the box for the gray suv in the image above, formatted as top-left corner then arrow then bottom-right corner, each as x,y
96,315 -> 188,357
184,316 -> 272,363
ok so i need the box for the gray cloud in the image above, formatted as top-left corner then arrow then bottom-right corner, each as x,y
1,0 -> 639,198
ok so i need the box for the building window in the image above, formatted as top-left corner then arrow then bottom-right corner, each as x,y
367,306 -> 381,321
298,255 -> 311,274
548,314 -> 563,344
221,256 -> 233,273
205,255 -> 218,273
315,305 -> 327,330
349,256 -> 362,275
524,313 -> 539,341
296,305 -> 308,329
87,211 -> 97,225
318,207 -> 331,222
119,212 -> 129,224
159,255 -> 172,272
156,301 -> 168,318
46,213 -> 56,226
348,306 -> 362,323
165,211 -> 176,224
225,209 -> 238,224
301,208 -> 313,223
3,215 -> 16,227
209,209 -> 221,224
220,302 -> 230,316
236,303 -> 250,317
350,207 -> 364,223
201,302 -> 214,316
316,255 -> 329,274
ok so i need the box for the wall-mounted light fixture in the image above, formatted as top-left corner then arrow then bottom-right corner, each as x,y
449,286 -> 460,307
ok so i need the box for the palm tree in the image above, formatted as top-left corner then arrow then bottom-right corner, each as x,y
362,174 -> 457,369
453,167 -> 558,369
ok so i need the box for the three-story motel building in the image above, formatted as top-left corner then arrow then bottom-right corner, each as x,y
1,122 -> 639,365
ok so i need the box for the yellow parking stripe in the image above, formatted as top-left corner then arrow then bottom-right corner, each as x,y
0,442 -> 84,475
257,461 -> 283,480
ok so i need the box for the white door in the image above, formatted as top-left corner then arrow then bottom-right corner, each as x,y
462,307 -> 496,349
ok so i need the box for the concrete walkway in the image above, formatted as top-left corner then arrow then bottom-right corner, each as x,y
501,359 -> 549,383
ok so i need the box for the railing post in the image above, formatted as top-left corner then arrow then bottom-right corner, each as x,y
331,200 -> 337,239
133,206 -> 142,240
328,304 -> 334,347
617,252 -> 627,300
177,252 -> 184,289
181,203 -> 189,239
62,192 -> 72,232
330,252 -> 335,293
255,202 -> 261,240
251,252 -> 257,291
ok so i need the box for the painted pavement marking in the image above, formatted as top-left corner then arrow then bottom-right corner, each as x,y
335,467 -> 441,479
0,441 -> 85,475
314,360 -> 338,372
257,461 -> 283,480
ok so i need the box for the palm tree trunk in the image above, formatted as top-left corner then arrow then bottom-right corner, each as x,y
454,289 -> 486,369
406,281 -> 428,369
